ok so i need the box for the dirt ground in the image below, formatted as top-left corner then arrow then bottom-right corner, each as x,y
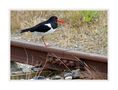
11,11 -> 107,56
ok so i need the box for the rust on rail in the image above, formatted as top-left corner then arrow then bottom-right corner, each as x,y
11,39 -> 107,79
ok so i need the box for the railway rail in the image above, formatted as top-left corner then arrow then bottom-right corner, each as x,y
11,39 -> 108,79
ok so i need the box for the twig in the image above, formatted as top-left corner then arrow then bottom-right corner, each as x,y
24,47 -> 29,80
34,53 -> 49,77
51,53 -> 71,71
27,55 -> 34,79
71,55 -> 95,79
37,54 -> 48,76
46,72 -> 53,78
34,61 -> 42,77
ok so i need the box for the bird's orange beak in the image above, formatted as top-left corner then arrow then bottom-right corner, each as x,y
57,19 -> 64,24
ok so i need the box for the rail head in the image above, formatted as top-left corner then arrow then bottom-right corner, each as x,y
11,39 -> 107,63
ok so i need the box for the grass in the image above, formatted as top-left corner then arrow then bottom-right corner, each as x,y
11,10 -> 107,56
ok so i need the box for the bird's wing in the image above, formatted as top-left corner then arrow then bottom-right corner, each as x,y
30,24 -> 51,33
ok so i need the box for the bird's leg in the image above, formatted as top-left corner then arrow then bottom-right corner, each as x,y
41,36 -> 49,47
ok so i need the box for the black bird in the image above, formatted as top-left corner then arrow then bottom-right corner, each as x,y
20,16 -> 64,46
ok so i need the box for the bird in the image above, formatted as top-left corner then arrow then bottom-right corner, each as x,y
20,16 -> 64,46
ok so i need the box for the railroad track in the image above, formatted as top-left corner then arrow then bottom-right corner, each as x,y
11,39 -> 107,79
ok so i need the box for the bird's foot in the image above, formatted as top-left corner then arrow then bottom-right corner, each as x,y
44,42 -> 50,47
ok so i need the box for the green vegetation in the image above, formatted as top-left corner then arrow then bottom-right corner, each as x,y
80,11 -> 98,23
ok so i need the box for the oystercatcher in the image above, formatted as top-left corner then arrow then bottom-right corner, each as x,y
20,16 -> 64,46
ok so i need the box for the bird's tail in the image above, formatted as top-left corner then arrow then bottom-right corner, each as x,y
20,29 -> 30,33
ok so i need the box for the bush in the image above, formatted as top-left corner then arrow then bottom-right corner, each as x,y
80,11 -> 98,23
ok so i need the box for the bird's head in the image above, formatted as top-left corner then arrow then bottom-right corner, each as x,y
48,16 -> 64,25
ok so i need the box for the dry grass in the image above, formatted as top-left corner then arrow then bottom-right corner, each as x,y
11,10 -> 107,56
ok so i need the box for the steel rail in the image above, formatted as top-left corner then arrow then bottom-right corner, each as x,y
11,39 -> 107,62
